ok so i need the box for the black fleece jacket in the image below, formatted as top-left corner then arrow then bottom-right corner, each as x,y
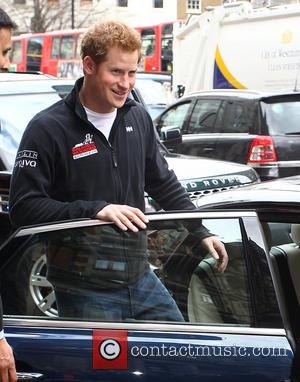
9,77 -> 212,290
10,78 -> 209,230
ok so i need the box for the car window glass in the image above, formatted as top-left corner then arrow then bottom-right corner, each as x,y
188,99 -> 221,134
265,221 -> 300,306
2,218 -> 256,327
158,102 -> 191,130
221,102 -> 255,133
26,36 -> 43,71
262,100 -> 300,134
140,28 -> 155,57
10,40 -> 22,64
51,37 -> 60,59
135,79 -> 168,106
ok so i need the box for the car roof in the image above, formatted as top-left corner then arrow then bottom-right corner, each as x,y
0,73 -> 75,95
136,72 -> 171,82
185,88 -> 300,101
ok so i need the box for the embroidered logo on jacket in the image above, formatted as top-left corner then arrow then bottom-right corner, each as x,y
125,125 -> 133,132
14,150 -> 38,168
72,134 -> 98,160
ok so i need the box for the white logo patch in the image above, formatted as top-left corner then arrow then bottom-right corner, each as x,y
15,150 -> 38,168
125,126 -> 133,132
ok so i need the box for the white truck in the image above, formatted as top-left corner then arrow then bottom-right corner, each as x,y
172,1 -> 300,94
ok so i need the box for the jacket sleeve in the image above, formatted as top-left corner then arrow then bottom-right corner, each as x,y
0,295 -> 3,340
144,120 -> 211,241
9,120 -> 107,228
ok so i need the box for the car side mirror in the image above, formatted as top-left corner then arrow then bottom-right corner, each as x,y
160,125 -> 182,148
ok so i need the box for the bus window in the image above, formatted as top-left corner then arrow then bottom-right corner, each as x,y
11,40 -> 22,64
161,23 -> 173,72
75,33 -> 83,58
60,35 -> 75,59
141,28 -> 155,57
26,36 -> 43,72
51,36 -> 60,59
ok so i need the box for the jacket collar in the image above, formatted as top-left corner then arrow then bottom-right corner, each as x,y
64,76 -> 136,122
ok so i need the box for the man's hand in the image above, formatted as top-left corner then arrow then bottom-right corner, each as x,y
96,204 -> 149,232
201,236 -> 228,273
0,338 -> 17,382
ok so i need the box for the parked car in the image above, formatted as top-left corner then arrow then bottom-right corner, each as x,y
2,204 -> 300,381
154,89 -> 300,181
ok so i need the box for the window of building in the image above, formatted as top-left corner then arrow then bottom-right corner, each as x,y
187,0 -> 201,10
117,0 -> 128,6
80,0 -> 93,6
47,0 -> 59,6
153,0 -> 163,7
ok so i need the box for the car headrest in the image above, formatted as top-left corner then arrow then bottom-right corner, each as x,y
291,224 -> 300,246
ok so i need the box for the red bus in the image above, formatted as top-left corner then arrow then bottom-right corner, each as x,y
10,22 -> 173,77
135,22 -> 173,72
10,29 -> 85,78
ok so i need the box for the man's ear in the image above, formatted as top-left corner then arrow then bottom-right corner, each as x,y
82,56 -> 96,74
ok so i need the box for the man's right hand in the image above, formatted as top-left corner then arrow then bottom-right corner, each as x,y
0,338 -> 17,382
96,204 -> 149,232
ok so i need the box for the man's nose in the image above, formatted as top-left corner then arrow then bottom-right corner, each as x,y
119,74 -> 130,88
0,54 -> 4,69
1,54 -> 10,70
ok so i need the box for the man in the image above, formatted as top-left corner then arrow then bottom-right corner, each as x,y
0,7 -> 18,382
9,21 -> 227,321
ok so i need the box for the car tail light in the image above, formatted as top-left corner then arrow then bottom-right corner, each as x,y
247,136 -> 277,163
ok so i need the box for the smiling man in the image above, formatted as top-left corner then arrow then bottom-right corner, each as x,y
10,20 -> 227,322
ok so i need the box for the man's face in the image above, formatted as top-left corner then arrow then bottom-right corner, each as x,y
0,27 -> 12,71
85,46 -> 138,113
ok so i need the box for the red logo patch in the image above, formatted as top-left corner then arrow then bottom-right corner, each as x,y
93,330 -> 128,369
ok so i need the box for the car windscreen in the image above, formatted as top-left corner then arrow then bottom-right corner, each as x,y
261,97 -> 300,135
135,79 -> 170,106
0,92 -> 64,171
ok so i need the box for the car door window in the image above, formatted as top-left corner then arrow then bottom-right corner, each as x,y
1,215 -> 280,329
188,99 -> 222,134
222,101 -> 255,133
158,102 -> 191,130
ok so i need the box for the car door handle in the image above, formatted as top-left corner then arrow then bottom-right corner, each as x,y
203,147 -> 214,152
17,372 -> 44,381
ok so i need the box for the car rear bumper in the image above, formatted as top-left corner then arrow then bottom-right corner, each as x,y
249,161 -> 300,181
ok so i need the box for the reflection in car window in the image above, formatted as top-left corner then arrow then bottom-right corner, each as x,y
262,100 -> 300,135
159,102 -> 191,130
3,218 -> 256,327
189,99 -> 221,134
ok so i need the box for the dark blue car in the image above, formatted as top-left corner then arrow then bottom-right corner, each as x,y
1,203 -> 299,381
